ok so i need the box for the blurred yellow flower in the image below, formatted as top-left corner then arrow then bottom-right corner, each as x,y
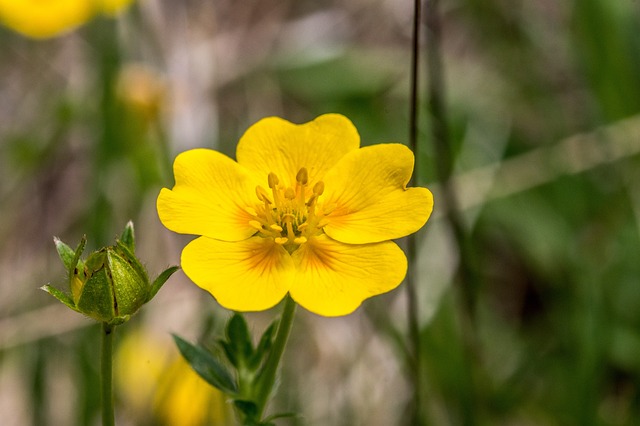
0,0 -> 134,39
158,114 -> 433,316
117,64 -> 167,124
99,0 -> 133,16
115,330 -> 229,426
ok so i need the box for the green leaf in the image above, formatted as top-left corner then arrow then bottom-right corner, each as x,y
148,266 -> 179,302
219,339 -> 238,368
226,313 -> 254,367
120,220 -> 135,252
233,399 -> 258,419
54,237 -> 76,270
173,334 -> 238,395
249,322 -> 276,370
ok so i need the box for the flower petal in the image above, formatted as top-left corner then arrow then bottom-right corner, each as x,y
289,235 -> 407,316
157,149 -> 259,241
321,143 -> 433,244
236,114 -> 360,189
182,236 -> 294,312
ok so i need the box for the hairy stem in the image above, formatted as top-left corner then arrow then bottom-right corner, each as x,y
255,295 -> 296,420
101,323 -> 115,426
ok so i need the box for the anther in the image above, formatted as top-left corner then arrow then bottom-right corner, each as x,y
296,168 -> 308,185
255,186 -> 271,203
249,220 -> 263,231
313,181 -> 324,196
268,172 -> 279,189
317,218 -> 330,228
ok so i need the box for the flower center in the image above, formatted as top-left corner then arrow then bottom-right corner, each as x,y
249,168 -> 328,251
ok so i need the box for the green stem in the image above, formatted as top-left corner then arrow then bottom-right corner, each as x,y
101,323 -> 115,426
255,295 -> 297,420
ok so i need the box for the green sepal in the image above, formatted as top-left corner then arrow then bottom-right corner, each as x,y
108,314 -> 131,326
70,236 -> 87,276
114,240 -> 149,285
108,249 -> 147,316
147,266 -> 179,302
54,238 -> 76,271
120,220 -> 135,252
75,252 -> 116,323
40,284 -> 79,312
173,334 -> 238,395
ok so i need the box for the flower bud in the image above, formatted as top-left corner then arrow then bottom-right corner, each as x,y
42,221 -> 178,325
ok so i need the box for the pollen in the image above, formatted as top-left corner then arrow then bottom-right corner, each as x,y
250,168 -> 327,250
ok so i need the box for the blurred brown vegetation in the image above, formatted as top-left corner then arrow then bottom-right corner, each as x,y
1,0 -> 640,425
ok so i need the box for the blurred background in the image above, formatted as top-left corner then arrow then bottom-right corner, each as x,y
1,0 -> 640,425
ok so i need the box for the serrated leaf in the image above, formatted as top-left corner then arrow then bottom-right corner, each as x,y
173,334 -> 237,395
120,221 -> 135,252
148,266 -> 179,302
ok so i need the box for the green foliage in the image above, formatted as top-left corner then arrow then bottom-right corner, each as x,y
174,313 -> 290,425
172,334 -> 238,395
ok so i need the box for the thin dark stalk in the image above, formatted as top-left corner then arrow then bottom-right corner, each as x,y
407,0 -> 427,424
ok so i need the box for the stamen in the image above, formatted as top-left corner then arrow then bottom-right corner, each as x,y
317,218 -> 330,228
283,215 -> 296,241
268,172 -> 279,189
296,168 -> 308,185
313,181 -> 324,196
251,169 -> 329,248
249,220 -> 263,231
255,186 -> 271,203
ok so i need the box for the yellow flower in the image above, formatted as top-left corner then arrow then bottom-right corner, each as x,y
115,330 -> 229,426
157,114 -> 433,316
0,0 -> 134,39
